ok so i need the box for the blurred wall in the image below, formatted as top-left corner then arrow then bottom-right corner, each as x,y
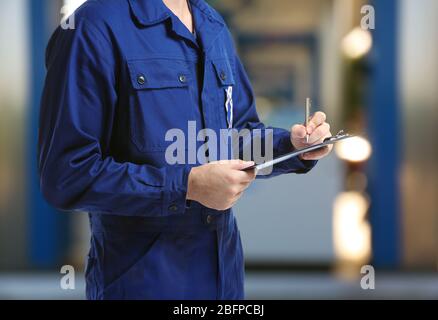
400,0 -> 438,269
0,0 -> 28,269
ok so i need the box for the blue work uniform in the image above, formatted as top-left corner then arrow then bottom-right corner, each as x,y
38,0 -> 316,300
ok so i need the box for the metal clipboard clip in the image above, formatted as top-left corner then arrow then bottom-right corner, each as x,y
323,130 -> 351,143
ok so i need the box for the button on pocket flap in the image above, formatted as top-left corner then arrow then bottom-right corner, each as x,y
127,59 -> 190,90
212,59 -> 235,86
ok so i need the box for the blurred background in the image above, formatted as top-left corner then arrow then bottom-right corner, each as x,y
0,0 -> 437,299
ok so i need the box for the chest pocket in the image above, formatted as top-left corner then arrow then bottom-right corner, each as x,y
126,58 -> 195,152
211,59 -> 235,130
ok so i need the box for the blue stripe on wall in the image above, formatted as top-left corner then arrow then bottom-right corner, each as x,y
368,0 -> 401,268
28,0 -> 70,268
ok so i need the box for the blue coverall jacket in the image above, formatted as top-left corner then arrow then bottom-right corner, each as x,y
38,0 -> 316,300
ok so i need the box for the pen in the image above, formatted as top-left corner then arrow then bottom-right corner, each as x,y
305,98 -> 311,143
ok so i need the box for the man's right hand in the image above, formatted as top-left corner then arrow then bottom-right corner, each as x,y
186,160 -> 256,211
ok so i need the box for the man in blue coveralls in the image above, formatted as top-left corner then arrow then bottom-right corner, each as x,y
38,0 -> 333,299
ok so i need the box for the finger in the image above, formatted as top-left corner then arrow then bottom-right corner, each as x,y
234,169 -> 257,183
231,191 -> 245,204
301,148 -> 327,160
291,124 -> 307,139
307,112 -> 327,134
215,159 -> 243,165
239,176 -> 256,187
241,169 -> 256,182
223,159 -> 255,170
216,159 -> 242,165
234,191 -> 244,198
308,123 -> 331,144
301,145 -> 333,160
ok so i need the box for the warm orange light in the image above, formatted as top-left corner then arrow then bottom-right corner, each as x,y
342,27 -> 373,59
335,136 -> 372,163
333,192 -> 371,263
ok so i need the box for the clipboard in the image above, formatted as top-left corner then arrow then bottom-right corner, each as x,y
242,130 -> 354,171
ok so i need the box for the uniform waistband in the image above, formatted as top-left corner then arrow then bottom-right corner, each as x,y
90,203 -> 234,234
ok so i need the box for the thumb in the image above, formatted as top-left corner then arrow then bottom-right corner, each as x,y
227,160 -> 255,170
292,124 -> 307,139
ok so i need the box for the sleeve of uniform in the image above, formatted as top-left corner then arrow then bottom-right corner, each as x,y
38,20 -> 190,217
232,54 -> 318,178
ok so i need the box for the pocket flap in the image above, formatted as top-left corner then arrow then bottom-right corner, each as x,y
127,59 -> 190,90
212,59 -> 235,86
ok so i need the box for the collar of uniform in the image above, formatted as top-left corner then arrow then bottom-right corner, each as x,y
190,0 -> 224,26
128,0 -> 224,27
189,0 -> 225,53
127,0 -> 171,26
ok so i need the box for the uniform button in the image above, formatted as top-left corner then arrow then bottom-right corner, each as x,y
206,215 -> 213,224
137,75 -> 146,85
169,204 -> 178,212
220,71 -> 227,81
178,75 -> 187,83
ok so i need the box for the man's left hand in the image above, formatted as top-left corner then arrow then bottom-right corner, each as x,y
291,111 -> 333,160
